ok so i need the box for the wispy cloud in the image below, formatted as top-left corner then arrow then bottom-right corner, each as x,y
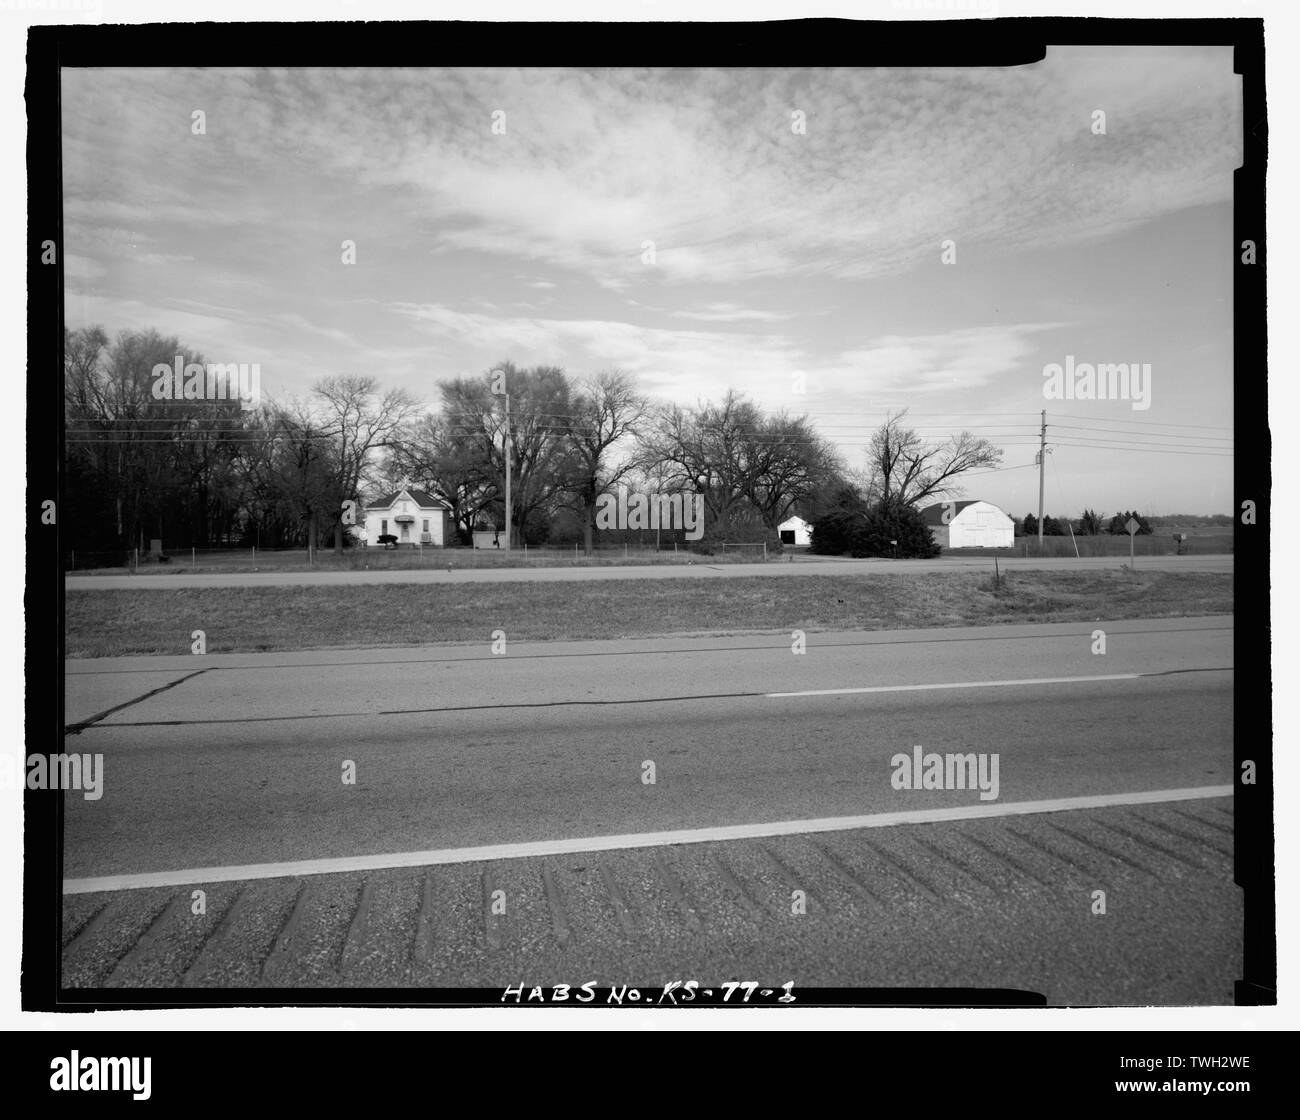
64,54 -> 1238,293
661,302 -> 802,324
389,302 -> 1065,407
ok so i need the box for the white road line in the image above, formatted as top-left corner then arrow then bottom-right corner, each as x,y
63,785 -> 1233,895
766,673 -> 1146,698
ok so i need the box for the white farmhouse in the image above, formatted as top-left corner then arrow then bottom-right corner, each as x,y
919,500 -> 1015,549
778,515 -> 813,546
362,487 -> 451,547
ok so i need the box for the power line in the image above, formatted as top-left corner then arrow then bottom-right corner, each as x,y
1050,421 -> 1233,444
1053,439 -> 1232,458
1053,437 -> 1233,454
1048,411 -> 1233,432
1053,432 -> 1233,451
961,462 -> 1039,479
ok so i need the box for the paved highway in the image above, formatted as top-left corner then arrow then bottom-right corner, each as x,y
60,617 -> 1236,1001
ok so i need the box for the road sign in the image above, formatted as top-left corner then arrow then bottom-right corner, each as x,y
1125,517 -> 1139,566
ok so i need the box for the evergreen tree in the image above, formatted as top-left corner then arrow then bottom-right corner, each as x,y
847,499 -> 941,558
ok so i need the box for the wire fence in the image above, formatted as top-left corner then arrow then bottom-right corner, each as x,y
964,533 -> 1233,559
62,539 -> 782,573
61,531 -> 1231,573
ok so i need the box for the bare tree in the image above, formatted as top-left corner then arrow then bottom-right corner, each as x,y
743,411 -> 845,530
440,363 -> 576,547
384,411 -> 495,543
860,409 -> 1002,508
640,390 -> 841,540
639,390 -> 764,538
565,370 -> 649,554
64,326 -> 222,551
265,398 -> 337,550
313,375 -> 419,553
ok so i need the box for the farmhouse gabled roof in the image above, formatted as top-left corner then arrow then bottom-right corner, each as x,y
918,500 -> 981,526
366,488 -> 448,511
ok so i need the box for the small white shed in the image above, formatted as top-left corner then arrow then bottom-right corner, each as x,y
778,515 -> 813,547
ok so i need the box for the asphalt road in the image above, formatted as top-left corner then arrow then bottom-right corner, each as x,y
64,552 -> 1234,590
60,617 -> 1236,1001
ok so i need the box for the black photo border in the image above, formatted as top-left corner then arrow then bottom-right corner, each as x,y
24,15 -> 1271,1014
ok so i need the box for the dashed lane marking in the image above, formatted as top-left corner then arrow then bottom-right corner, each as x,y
764,670 -> 1230,699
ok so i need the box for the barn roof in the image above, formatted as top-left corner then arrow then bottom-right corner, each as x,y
918,500 -> 981,526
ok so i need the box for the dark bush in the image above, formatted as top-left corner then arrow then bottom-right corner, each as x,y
810,508 -> 861,554
848,500 -> 941,559
812,499 -> 940,559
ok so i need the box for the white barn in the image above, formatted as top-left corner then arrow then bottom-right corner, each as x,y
362,487 -> 451,547
778,515 -> 813,547
920,500 -> 1014,549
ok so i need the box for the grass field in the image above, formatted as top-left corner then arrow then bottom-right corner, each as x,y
964,529 -> 1232,559
64,543 -> 770,575
64,569 -> 1234,658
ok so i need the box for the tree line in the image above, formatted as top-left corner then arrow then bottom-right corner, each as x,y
75,324 -> 1199,560
62,325 -> 1023,559
66,326 -> 903,555
1020,510 -> 1154,537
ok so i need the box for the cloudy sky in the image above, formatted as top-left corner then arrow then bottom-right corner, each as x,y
63,50 -> 1239,517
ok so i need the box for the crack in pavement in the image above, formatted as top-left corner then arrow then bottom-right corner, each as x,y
64,668 -> 212,735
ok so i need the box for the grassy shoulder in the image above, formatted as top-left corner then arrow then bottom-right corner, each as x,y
64,569 -> 1233,658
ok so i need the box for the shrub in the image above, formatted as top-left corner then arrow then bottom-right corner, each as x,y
810,509 -> 861,554
813,500 -> 940,558
849,500 -> 941,559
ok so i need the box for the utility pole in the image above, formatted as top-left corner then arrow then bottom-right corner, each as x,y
1037,409 -> 1047,551
504,390 -> 512,551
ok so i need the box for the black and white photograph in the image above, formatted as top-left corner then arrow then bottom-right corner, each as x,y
10,1 -> 1287,1053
